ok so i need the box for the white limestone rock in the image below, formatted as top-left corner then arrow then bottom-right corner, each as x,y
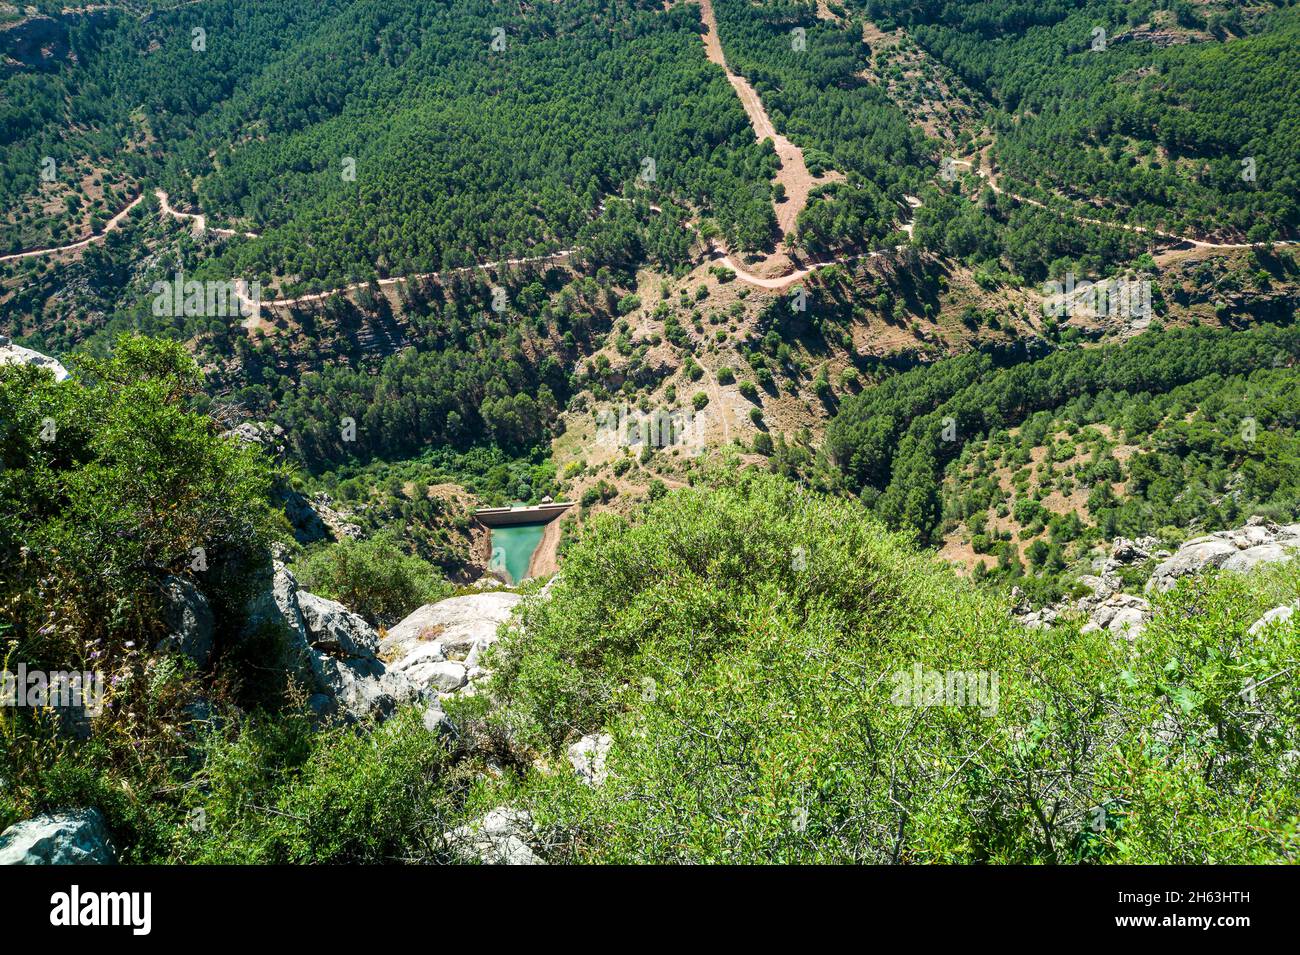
0,335 -> 69,382
568,733 -> 612,787
0,809 -> 113,865
444,807 -> 542,865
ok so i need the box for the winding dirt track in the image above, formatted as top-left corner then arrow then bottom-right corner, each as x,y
0,193 -> 143,263
156,188 -> 574,312
155,189 -> 259,240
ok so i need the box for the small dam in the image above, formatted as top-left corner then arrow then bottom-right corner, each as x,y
474,502 -> 574,584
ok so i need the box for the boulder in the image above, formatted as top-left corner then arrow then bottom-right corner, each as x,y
1081,593 -> 1150,639
223,421 -> 287,461
279,488 -> 330,544
1149,520 -> 1300,593
242,562 -> 420,723
242,561 -> 312,683
1221,543 -> 1296,575
298,591 -> 379,658
156,575 -> 214,667
422,661 -> 468,694
568,733 -> 612,787
381,593 -> 522,695
0,809 -> 114,865
422,701 -> 456,737
444,807 -> 542,865
1110,537 -> 1157,565
1148,538 -> 1239,592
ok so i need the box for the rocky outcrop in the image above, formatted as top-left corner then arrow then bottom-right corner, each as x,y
242,562 -> 421,722
444,807 -> 542,865
224,421 -> 289,461
1080,593 -> 1150,640
240,568 -> 530,723
1015,518 -> 1300,638
1016,535 -> 1161,636
283,490 -> 361,544
1148,519 -> 1300,593
380,592 -> 523,700
280,489 -> 331,544
157,576 -> 214,667
0,809 -> 114,865
0,335 -> 69,381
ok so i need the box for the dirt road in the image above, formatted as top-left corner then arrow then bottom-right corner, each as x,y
696,0 -> 842,239
0,193 -> 143,263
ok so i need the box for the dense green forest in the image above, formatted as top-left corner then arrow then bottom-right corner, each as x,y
864,0 -> 1300,241
824,321 -> 1300,544
20,224 -> 630,475
2,0 -> 780,281
912,186 -> 1150,281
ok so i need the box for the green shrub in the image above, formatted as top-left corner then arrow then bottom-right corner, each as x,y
477,472 -> 1300,863
292,531 -> 451,628
179,708 -> 461,863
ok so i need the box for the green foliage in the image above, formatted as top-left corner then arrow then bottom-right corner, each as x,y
0,335 -> 279,665
179,708 -> 460,863
872,0 -> 1300,241
827,324 -> 1300,542
475,471 -> 1300,862
291,531 -> 452,627
0,335 -> 283,855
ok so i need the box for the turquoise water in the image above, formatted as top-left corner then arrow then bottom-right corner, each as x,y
489,522 -> 547,584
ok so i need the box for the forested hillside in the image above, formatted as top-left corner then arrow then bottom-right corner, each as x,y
2,0 -> 779,284
824,322 -> 1300,543
3,0 -> 1300,875
711,0 -> 928,254
866,0 -> 1300,242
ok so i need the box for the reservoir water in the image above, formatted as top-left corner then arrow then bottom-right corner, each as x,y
489,522 -> 547,584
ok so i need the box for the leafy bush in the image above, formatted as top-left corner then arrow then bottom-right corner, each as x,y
178,708 -> 462,864
474,471 -> 1300,862
0,335 -> 281,852
292,531 -> 451,628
